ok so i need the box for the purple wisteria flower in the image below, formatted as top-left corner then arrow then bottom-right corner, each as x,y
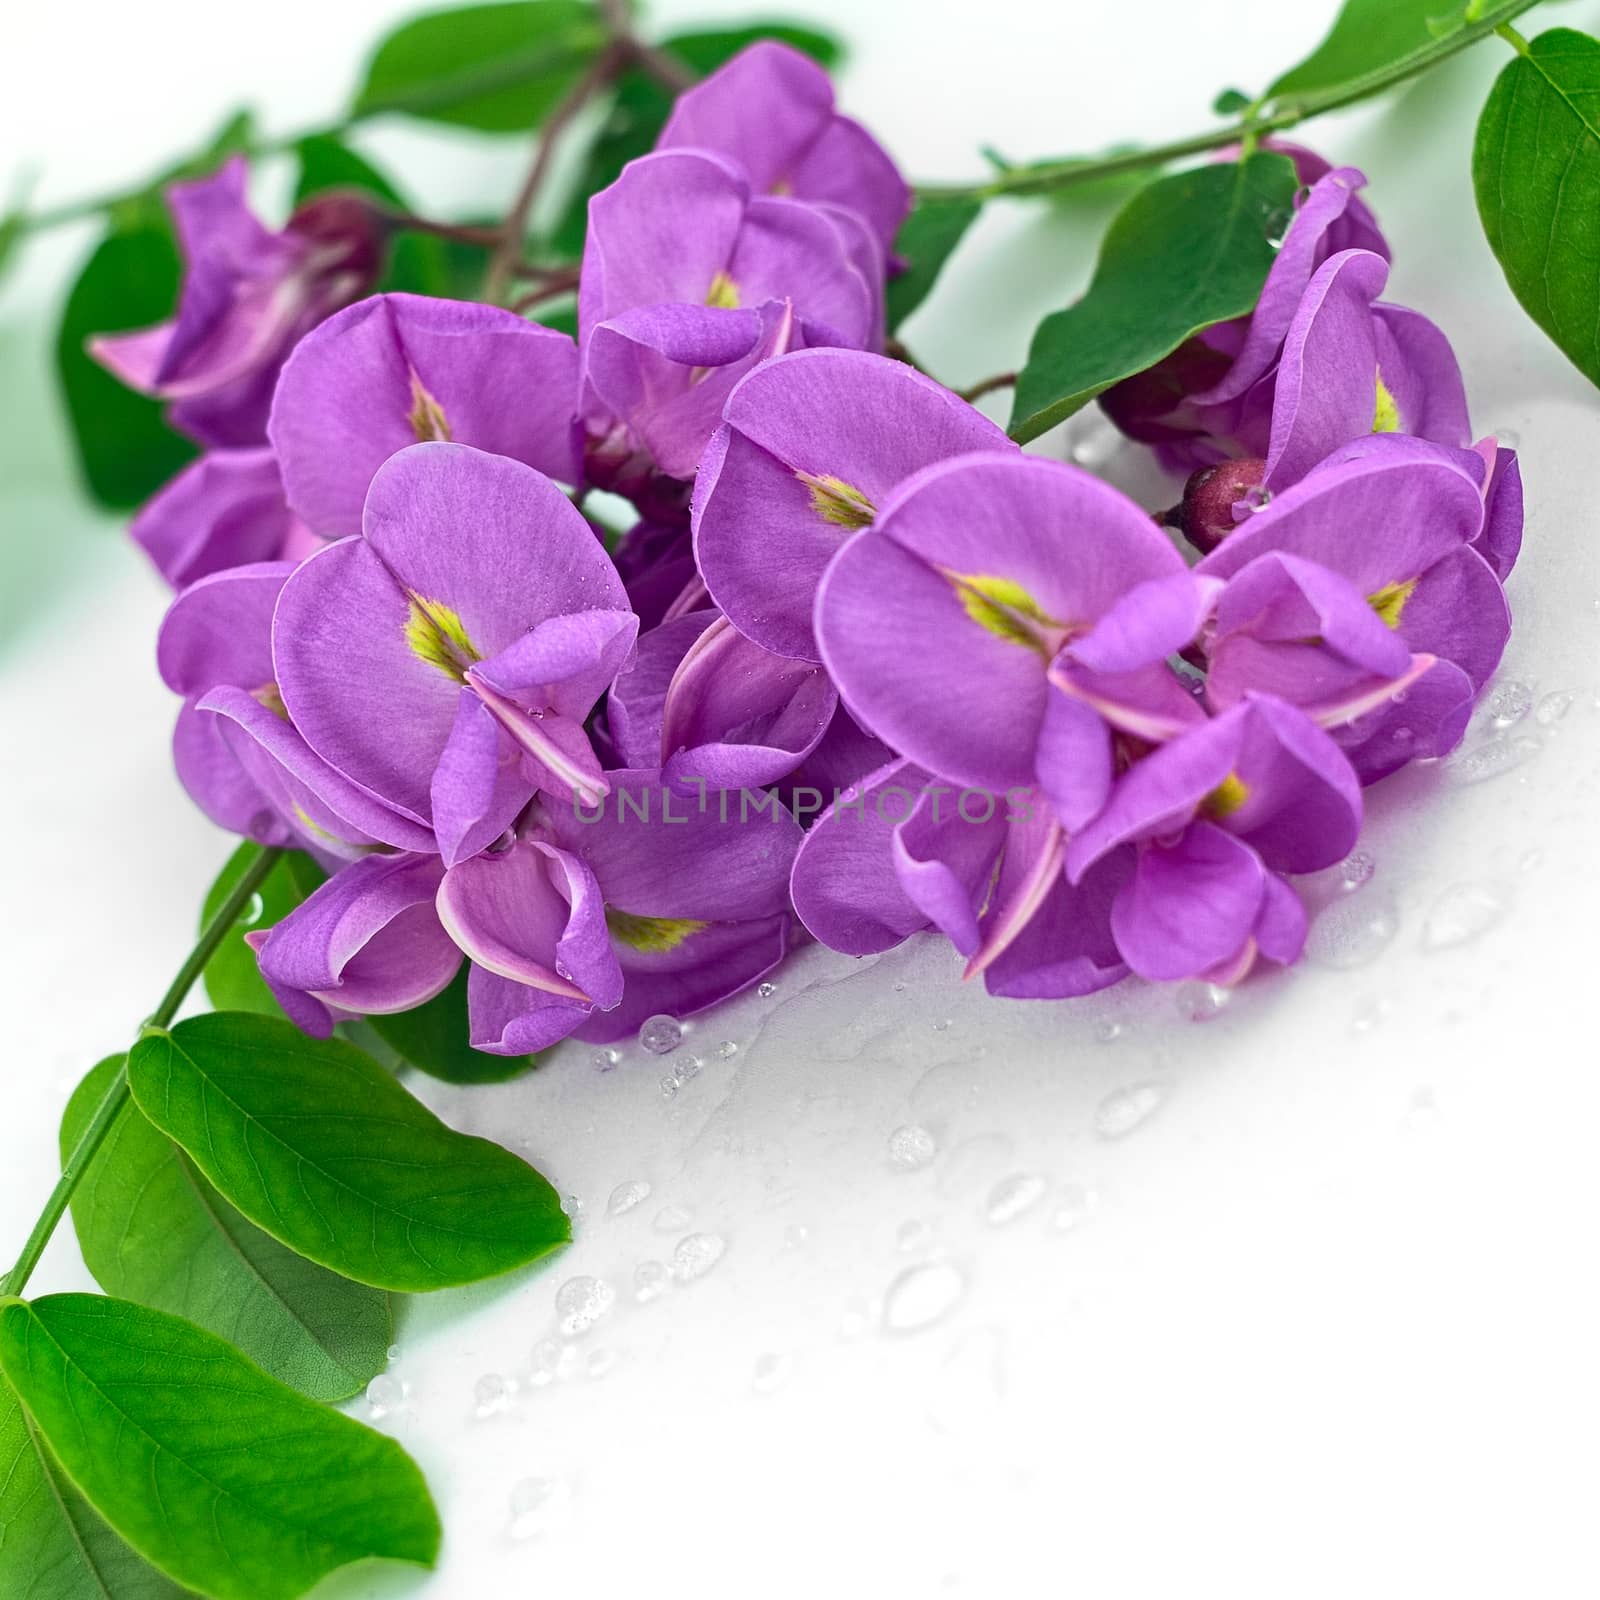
250,773 -> 803,1052
579,148 -> 885,479
656,40 -> 910,254
693,348 -> 1015,661
131,447 -> 319,589
269,293 -> 581,537
272,442 -> 636,865
91,158 -> 381,447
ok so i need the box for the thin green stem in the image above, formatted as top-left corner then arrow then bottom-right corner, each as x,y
917,0 -> 1544,203
0,845 -> 283,1300
1496,22 -> 1531,54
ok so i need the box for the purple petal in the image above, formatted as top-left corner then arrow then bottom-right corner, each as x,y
430,691 -> 536,866
158,560 -> 293,695
982,846 -> 1133,999
890,784 -> 1010,957
1473,443 -> 1523,581
1033,686 -> 1113,832
1372,303 -> 1470,447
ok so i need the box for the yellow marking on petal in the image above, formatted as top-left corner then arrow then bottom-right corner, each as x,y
705,270 -> 741,310
945,571 -> 1061,653
796,471 -> 875,530
770,177 -> 794,196
1203,772 -> 1251,819
1372,370 -> 1401,434
605,908 -> 709,954
291,803 -> 340,843
407,373 -> 452,442
1368,576 -> 1419,629
405,594 -> 480,681
252,681 -> 289,720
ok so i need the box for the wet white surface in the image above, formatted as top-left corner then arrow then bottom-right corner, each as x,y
5,1 -> 1600,1595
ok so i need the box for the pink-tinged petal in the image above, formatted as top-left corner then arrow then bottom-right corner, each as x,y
982,847 -> 1133,1000
1474,444 -> 1523,581
576,912 -> 799,1044
1069,572 -> 1221,674
1048,660 -> 1209,743
464,673 -> 608,810
253,852 -> 461,1021
172,697 -> 293,846
1206,636 -> 1435,729
890,783 -> 1010,958
1335,658 -> 1474,782
790,758 -> 934,955
1372,303 -> 1470,447
1033,687 -> 1113,833
132,448 -> 300,589
1263,248 -> 1388,489
550,768 -> 802,922
1111,822 -> 1268,982
430,691 -> 536,867
1197,443 -> 1484,593
694,348 -> 1012,660
88,324 -> 175,392
964,813 -> 1066,981
472,609 -> 639,722
269,293 -> 581,537
158,560 -> 292,695
439,840 -> 621,1007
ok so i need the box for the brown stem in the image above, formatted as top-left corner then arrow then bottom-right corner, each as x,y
381,212 -> 506,248
959,371 -> 1017,403
510,265 -> 583,313
483,41 -> 629,303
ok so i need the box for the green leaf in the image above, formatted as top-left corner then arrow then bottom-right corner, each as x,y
54,224 -> 197,509
62,1056 -> 390,1403
292,133 -> 405,207
886,197 -> 981,332
1266,0 -> 1538,108
0,208 -> 26,289
200,843 -> 326,1017
1,1369 -> 192,1598
353,0 -> 608,131
550,22 -> 842,256
370,966 -> 539,1083
128,1013 -> 570,1292
1474,27 -> 1600,388
1009,151 -> 1298,444
0,1295 -> 438,1600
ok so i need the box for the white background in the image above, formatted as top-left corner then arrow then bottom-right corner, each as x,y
4,2 -> 1599,1596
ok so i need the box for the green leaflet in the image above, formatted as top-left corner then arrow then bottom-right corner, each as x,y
199,843 -> 325,1018
0,1296 -> 438,1600
128,1013 -> 570,1292
62,1056 -> 390,1402
886,197 -> 982,333
369,965 -> 540,1083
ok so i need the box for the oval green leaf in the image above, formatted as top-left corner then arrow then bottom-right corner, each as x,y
1,1370 -> 192,1598
128,1013 -> 570,1292
200,844 -> 325,1017
0,1296 -> 438,1600
1009,151 -> 1297,443
886,197 -> 982,334
352,0 -> 607,131
63,1056 -> 390,1403
1474,27 -> 1600,389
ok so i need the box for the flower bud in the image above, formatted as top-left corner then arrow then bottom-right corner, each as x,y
1179,457 -> 1266,553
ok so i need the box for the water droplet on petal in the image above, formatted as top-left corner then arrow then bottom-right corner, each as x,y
555,1275 -> 615,1336
671,1232 -> 726,1281
474,1372 -> 512,1416
1095,1082 -> 1166,1139
887,1124 -> 938,1170
1174,981 -> 1230,1023
366,1374 -> 403,1417
752,1352 -> 791,1393
1306,892 -> 1401,969
984,1172 -> 1046,1225
607,1179 -> 651,1216
883,1261 -> 967,1335
1421,881 -> 1511,951
638,1014 -> 682,1055
633,1259 -> 669,1303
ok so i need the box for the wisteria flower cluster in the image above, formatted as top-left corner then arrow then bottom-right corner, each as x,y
108,42 -> 1519,1056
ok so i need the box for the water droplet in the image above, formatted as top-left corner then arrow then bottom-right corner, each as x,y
1238,483 -> 1273,513
896,1217 -> 933,1252
783,1223 -> 810,1248
386,1343 -> 402,1364
555,1275 -> 615,1336
1174,980 -> 1230,1023
585,1347 -> 616,1380
1306,892 -> 1401,969
1094,1019 -> 1123,1044
714,1040 -> 739,1059
984,1172 -> 1046,1225
590,1047 -> 621,1072
883,1261 -> 967,1335
1535,690 -> 1574,726
561,1192 -> 584,1225
638,1014 -> 682,1055
756,981 -> 778,999
509,1475 -> 572,1540
887,1124 -> 938,1170
671,1232 -> 726,1281
366,1374 -> 402,1417
1339,849 -> 1376,890
1049,1182 -> 1098,1232
1095,1082 -> 1166,1139
1350,996 -> 1388,1034
1446,734 -> 1539,785
474,1372 -> 512,1416
752,1352 -> 791,1393
239,891 -> 265,927
607,1179 -> 651,1216
1486,679 -> 1534,728
1421,881 -> 1510,951
529,1338 -> 563,1385
653,1203 -> 692,1234
931,1016 -> 953,1031
633,1259 -> 669,1303
660,1054 -> 703,1097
